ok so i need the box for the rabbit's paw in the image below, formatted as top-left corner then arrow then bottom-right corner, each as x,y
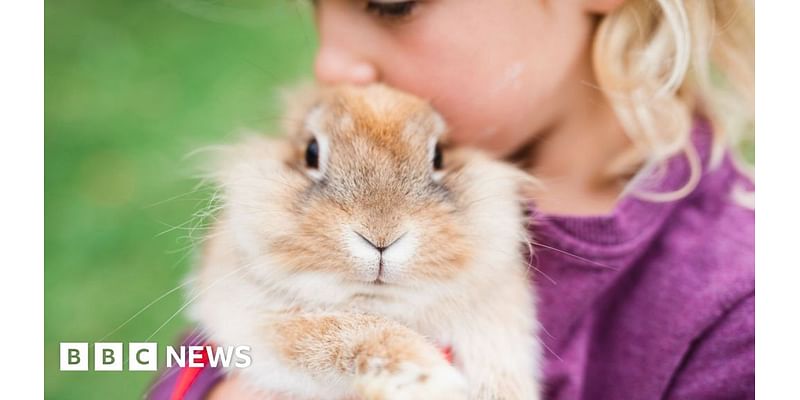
355,361 -> 468,400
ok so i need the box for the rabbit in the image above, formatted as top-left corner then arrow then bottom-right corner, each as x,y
188,83 -> 541,400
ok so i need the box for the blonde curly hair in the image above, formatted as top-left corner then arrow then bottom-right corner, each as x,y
593,0 -> 754,204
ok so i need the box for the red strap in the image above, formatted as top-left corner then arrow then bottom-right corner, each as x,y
440,345 -> 454,364
170,344 -> 212,400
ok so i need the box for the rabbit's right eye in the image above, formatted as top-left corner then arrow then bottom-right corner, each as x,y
305,138 -> 319,169
433,143 -> 444,170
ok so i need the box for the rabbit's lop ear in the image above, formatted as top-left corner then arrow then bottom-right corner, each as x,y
424,109 -> 448,141
278,81 -> 326,138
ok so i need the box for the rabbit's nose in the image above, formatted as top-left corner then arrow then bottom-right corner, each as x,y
354,231 -> 382,252
354,231 -> 407,253
345,228 -> 418,283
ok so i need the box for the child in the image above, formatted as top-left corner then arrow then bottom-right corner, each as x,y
150,0 -> 754,398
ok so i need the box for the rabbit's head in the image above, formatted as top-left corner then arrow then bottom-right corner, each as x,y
213,84 -> 533,307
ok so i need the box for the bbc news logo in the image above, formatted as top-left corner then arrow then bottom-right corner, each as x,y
59,342 -> 251,371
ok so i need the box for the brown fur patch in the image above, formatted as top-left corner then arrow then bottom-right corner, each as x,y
273,314 -> 441,377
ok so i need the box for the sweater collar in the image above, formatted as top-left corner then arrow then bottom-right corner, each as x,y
529,118 -> 721,263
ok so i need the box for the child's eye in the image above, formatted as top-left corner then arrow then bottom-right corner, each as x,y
365,1 -> 417,19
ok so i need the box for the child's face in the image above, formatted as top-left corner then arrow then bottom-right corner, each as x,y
313,0 -> 605,157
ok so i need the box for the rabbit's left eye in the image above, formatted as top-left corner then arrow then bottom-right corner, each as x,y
433,144 -> 443,170
306,138 -> 319,169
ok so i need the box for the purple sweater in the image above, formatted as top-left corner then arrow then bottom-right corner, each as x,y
149,120 -> 754,399
531,120 -> 754,399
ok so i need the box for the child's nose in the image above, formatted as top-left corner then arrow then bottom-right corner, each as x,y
314,45 -> 379,85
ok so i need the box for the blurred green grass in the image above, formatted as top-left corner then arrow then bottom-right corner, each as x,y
43,1 -> 755,398
45,1 -> 316,398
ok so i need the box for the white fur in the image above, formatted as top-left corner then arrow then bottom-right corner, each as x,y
381,230 -> 417,274
343,228 -> 382,282
355,361 -> 468,400
190,158 -> 541,399
191,95 -> 541,399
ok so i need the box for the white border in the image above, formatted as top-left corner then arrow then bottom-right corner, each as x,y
0,0 -> 794,396
0,0 -> 44,396
757,2 -> 800,399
